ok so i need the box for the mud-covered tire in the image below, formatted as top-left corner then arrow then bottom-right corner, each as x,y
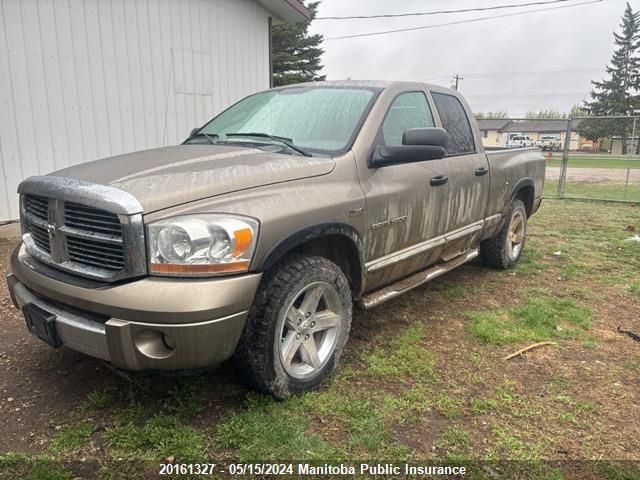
233,254 -> 352,399
480,199 -> 528,269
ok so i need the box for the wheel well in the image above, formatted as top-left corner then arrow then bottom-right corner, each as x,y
289,235 -> 364,299
514,185 -> 535,217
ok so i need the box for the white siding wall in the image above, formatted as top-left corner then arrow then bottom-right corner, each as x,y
0,0 -> 271,221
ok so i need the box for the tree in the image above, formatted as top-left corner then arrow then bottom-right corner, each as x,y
525,110 -> 567,119
475,110 -> 508,119
271,2 -> 326,87
583,2 -> 640,152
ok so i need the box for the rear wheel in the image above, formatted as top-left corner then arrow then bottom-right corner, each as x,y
233,254 -> 352,398
480,199 -> 527,269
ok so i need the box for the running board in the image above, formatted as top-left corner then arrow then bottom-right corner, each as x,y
358,249 -> 479,310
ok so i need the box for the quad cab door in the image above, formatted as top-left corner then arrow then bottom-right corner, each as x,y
430,91 -> 490,260
357,90 -> 450,292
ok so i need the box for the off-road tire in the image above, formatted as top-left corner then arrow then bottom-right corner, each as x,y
480,198 -> 528,269
233,254 -> 352,399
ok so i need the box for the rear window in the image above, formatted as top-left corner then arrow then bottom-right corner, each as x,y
431,93 -> 475,155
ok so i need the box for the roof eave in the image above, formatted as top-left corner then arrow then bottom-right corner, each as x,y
257,0 -> 310,23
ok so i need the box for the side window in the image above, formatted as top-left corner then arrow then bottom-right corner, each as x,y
431,92 -> 476,155
381,92 -> 434,146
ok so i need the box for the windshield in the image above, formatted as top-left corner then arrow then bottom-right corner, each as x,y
195,86 -> 379,154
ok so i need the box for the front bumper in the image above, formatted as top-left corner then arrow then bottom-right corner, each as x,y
7,244 -> 262,370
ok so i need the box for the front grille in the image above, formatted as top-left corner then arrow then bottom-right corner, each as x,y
18,176 -> 146,282
24,194 -> 49,220
64,202 -> 122,236
28,222 -> 51,253
21,194 -> 133,280
66,235 -> 125,271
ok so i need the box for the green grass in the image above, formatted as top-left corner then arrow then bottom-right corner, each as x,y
546,155 -> 640,169
544,180 -> 640,201
437,427 -> 470,454
0,453 -> 73,480
363,323 -> 435,381
629,281 -> 640,294
102,415 -> 206,461
465,294 -> 592,345
216,393 -> 335,461
82,388 -> 113,410
434,394 -> 463,419
598,462 -> 640,480
50,422 -> 93,454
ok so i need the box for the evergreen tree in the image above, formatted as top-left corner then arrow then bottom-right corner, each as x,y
583,3 -> 640,152
272,2 -> 325,87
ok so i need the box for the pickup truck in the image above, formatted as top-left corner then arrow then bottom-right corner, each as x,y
536,135 -> 562,151
6,81 -> 545,398
507,135 -> 536,148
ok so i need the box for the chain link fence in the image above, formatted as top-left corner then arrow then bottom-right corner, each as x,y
478,116 -> 640,202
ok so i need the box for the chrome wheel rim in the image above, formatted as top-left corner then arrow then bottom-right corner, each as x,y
507,211 -> 525,259
278,281 -> 343,379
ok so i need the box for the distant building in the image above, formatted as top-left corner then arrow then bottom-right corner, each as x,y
477,119 -> 596,150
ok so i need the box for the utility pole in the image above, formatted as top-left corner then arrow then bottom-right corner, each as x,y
452,74 -> 463,91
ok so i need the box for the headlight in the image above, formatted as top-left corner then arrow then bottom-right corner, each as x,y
147,214 -> 259,276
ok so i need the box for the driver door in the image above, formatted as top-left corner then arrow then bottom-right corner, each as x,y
358,91 -> 450,292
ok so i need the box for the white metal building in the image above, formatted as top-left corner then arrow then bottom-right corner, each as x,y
0,0 -> 308,222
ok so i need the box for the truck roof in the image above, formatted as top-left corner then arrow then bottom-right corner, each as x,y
272,79 -> 455,93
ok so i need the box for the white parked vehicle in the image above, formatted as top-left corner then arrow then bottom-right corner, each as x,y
536,135 -> 562,151
507,135 -> 535,148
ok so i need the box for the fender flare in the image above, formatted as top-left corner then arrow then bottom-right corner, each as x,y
255,221 -> 366,296
503,177 -> 535,216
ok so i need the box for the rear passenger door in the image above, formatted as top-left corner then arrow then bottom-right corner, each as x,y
431,92 -> 490,260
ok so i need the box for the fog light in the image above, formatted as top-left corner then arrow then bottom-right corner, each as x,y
134,330 -> 175,359
162,332 -> 176,350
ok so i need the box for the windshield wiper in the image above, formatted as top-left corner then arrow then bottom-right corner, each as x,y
186,132 -> 219,144
225,132 -> 312,157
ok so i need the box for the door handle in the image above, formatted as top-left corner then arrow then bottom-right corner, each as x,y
430,175 -> 448,186
475,167 -> 489,176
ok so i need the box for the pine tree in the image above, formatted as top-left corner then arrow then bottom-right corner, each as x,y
583,3 -> 640,152
272,2 -> 326,87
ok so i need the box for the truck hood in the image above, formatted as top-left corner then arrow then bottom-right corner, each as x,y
51,145 -> 335,213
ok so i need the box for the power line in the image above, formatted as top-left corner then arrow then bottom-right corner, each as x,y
466,93 -> 590,99
464,68 -> 604,78
324,0 -> 602,41
423,68 -> 604,81
315,0 -> 579,20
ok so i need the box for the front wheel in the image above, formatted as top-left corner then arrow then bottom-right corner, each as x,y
233,254 -> 352,398
480,199 -> 527,269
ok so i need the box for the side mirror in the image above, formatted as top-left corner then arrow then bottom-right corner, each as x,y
402,127 -> 448,148
189,127 -> 200,138
369,127 -> 447,168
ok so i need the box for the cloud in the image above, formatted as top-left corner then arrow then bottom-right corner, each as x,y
309,0 -> 628,115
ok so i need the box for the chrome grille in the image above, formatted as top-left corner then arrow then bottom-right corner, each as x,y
28,222 -> 52,253
19,176 -> 146,283
24,194 -> 49,220
65,203 -> 122,236
66,235 -> 125,271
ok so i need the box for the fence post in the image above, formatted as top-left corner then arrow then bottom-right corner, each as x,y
557,117 -> 572,199
624,117 -> 637,201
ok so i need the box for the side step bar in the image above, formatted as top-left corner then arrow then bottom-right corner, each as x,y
357,249 -> 479,310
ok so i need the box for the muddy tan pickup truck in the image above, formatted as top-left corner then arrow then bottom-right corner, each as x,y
6,81 -> 544,397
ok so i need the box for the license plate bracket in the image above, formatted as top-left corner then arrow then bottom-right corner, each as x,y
23,303 -> 62,349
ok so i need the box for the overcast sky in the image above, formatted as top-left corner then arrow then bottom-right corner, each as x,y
308,0 -> 635,116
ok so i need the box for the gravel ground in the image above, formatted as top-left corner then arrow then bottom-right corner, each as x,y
546,166 -> 640,184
